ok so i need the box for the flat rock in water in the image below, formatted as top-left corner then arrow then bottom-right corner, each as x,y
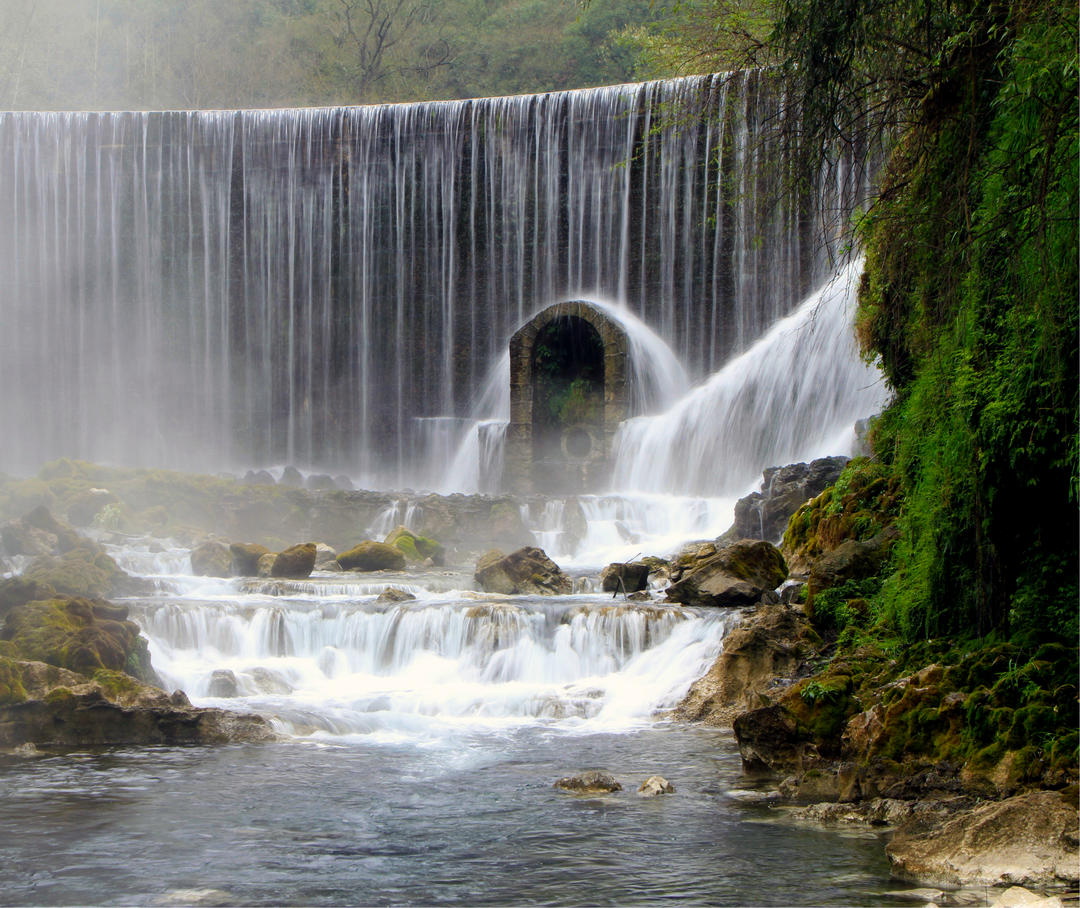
554,771 -> 622,794
666,539 -> 787,608
886,790 -> 1079,889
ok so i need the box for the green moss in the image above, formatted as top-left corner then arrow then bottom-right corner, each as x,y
91,668 -> 143,702
0,657 -> 28,706
43,686 -> 75,705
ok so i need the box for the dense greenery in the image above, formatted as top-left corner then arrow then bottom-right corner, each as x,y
0,0 -> 664,109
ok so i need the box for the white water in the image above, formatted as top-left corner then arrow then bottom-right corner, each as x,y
611,259 -> 889,497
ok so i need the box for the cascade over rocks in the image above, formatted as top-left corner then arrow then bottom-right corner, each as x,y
731,457 -> 850,542
666,539 -> 787,608
474,547 -> 572,596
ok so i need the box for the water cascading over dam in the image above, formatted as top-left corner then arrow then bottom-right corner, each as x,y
0,72 -> 871,488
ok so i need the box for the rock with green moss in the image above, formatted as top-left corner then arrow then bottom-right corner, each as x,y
1,506 -> 82,557
191,540 -> 232,577
0,658 -> 274,748
271,542 -> 316,579
337,541 -> 406,572
230,542 -> 271,576
22,541 -> 148,599
384,525 -> 445,565
666,539 -> 788,608
1,596 -> 159,684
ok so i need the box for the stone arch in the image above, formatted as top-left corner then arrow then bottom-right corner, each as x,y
505,301 -> 629,494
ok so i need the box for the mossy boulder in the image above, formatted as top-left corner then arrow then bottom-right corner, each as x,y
666,539 -> 788,608
271,542 -> 316,579
599,561 -> 651,594
191,540 -> 232,577
337,541 -> 407,572
474,547 -> 572,596
0,506 -> 82,557
384,525 -> 445,566
22,541 -> 147,599
0,596 -> 157,682
0,658 -> 275,747
230,542 -> 271,577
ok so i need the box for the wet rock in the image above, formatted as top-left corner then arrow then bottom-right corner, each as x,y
377,587 -> 416,603
0,577 -> 55,621
637,775 -> 675,797
256,553 -> 277,577
271,543 -> 316,579
333,475 -> 354,491
666,539 -> 788,608
304,473 -> 336,490
886,790 -> 1080,889
554,770 -> 622,793
732,457 -> 850,542
191,540 -> 232,577
1,506 -> 81,557
313,543 -> 338,570
65,488 -> 119,527
732,704 -> 818,777
474,547 -> 572,596
992,886 -> 1064,907
600,561 -> 650,594
0,659 -> 274,747
230,542 -> 270,577
337,541 -> 407,572
675,604 -> 821,726
207,669 -> 239,698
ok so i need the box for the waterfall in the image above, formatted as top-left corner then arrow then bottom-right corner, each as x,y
611,259 -> 889,497
0,72 -> 866,484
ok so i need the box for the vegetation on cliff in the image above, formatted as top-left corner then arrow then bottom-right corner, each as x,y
677,0 -> 1077,787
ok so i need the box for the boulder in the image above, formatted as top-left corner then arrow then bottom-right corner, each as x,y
256,553 -> 277,577
65,488 -> 119,527
337,541 -> 407,572
675,604 -> 822,726
22,542 -> 150,600
191,540 -> 232,578
732,457 -> 850,542
886,790 -> 1079,889
600,561 -> 651,594
229,542 -> 270,577
1,506 -> 82,557
637,775 -> 675,797
474,547 -> 572,596
279,466 -> 304,487
271,542 -> 316,579
243,470 -> 276,486
553,771 -> 622,794
207,669 -> 239,698
666,539 -> 788,608
807,527 -> 897,602
376,587 -> 416,603
313,543 -> 338,570
304,473 -> 336,490
732,704 -> 818,777
384,525 -> 445,566
0,658 -> 274,747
